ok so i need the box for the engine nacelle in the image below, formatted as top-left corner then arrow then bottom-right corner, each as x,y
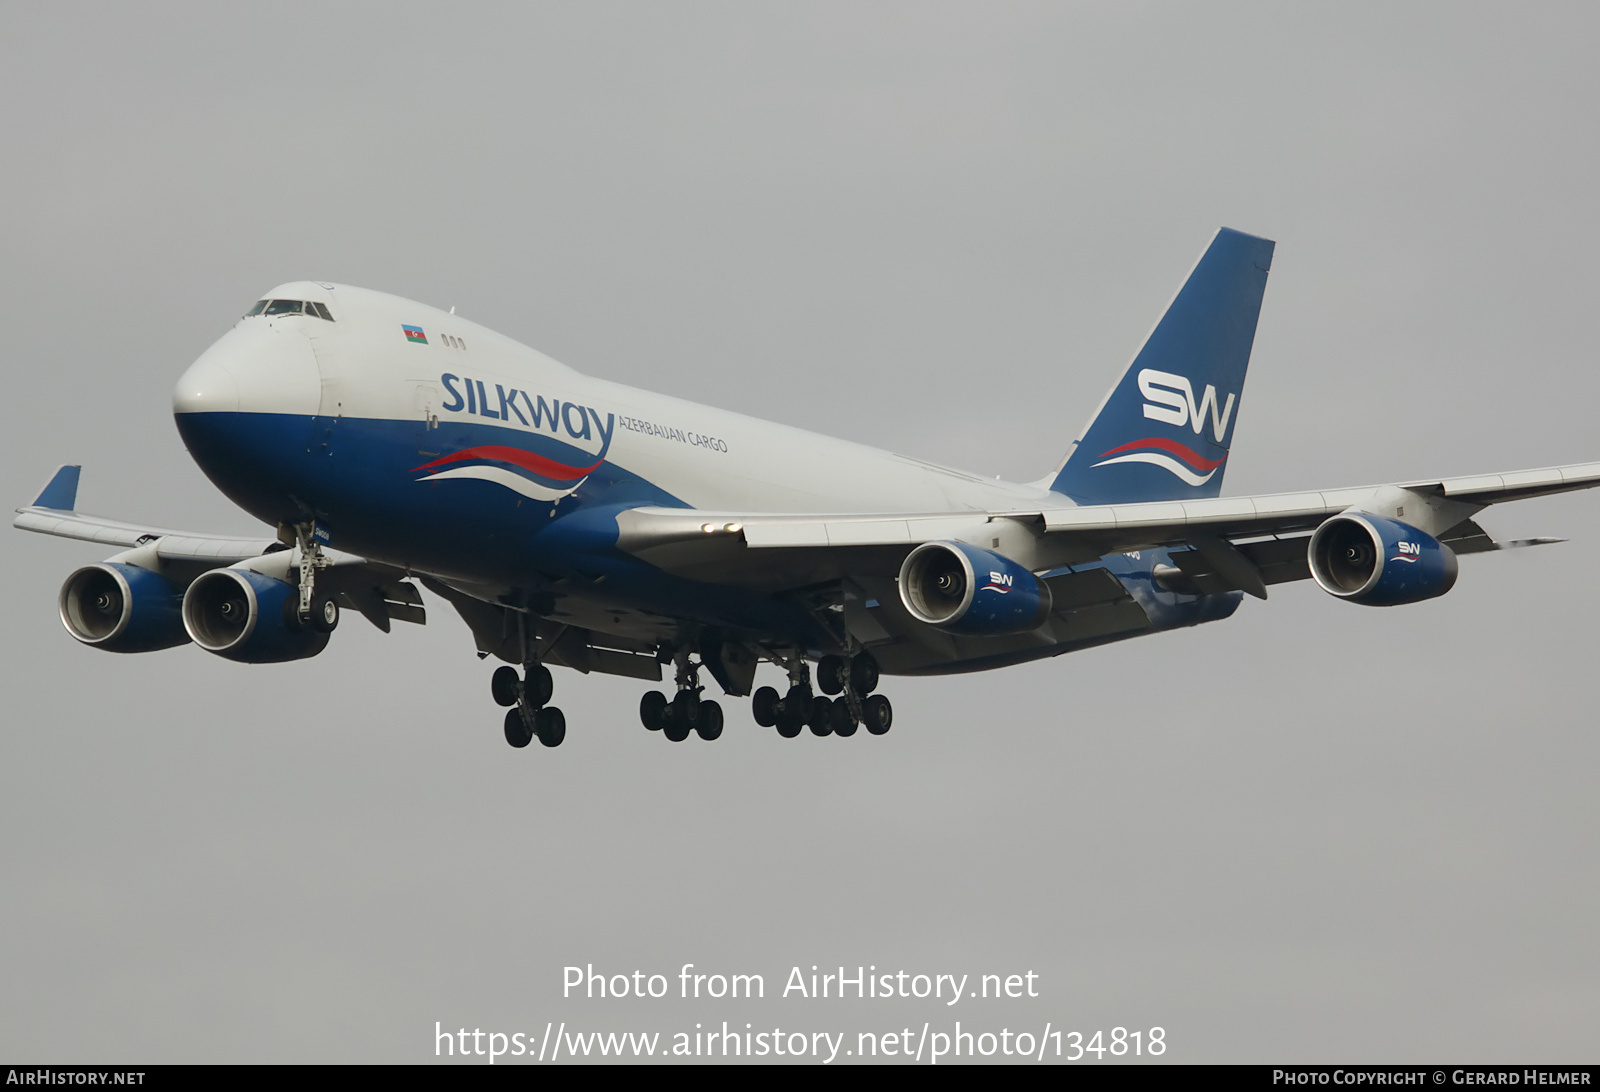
1309,514 -> 1458,607
182,568 -> 330,663
898,541 -> 1052,635
58,563 -> 190,653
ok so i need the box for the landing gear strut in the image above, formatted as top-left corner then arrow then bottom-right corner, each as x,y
638,648 -> 723,742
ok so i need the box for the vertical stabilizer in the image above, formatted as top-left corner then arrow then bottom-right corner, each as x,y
1049,228 -> 1274,504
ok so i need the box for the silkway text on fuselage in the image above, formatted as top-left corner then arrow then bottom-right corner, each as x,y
440,372 -> 615,458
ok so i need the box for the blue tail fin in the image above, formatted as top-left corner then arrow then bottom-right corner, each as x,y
1048,228 -> 1274,504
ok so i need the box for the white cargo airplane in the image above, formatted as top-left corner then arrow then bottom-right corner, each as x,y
16,229 -> 1600,749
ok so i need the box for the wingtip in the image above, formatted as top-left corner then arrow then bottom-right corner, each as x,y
31,464 -> 81,511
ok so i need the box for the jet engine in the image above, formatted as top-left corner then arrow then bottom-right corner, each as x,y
1308,514 -> 1458,607
898,541 -> 1052,635
182,567 -> 330,663
58,562 -> 190,653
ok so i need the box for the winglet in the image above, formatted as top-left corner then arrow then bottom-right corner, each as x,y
31,465 -> 81,511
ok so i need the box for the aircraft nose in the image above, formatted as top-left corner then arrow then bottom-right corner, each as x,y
173,321 -> 324,521
173,323 -> 321,419
172,352 -> 240,414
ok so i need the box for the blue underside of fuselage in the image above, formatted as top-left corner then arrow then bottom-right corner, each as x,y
173,410 -> 833,646
173,410 -> 1242,673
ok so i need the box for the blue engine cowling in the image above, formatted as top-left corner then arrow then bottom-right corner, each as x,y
1308,514 -> 1458,606
58,562 -> 190,653
898,541 -> 1053,635
181,568 -> 329,663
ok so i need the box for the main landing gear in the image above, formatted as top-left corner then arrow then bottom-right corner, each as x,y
751,651 -> 892,739
493,659 -> 565,748
638,650 -> 724,742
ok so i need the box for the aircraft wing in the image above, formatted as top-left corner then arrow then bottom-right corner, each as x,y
614,460 -> 1600,595
13,503 -> 280,561
13,465 -> 425,631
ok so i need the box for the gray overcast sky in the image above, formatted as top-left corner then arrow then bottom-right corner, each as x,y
3,2 -> 1598,1064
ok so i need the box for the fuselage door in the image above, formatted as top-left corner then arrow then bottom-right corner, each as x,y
414,382 -> 443,457
306,322 -> 355,456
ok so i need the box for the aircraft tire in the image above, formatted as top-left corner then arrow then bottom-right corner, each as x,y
639,690 -> 667,730
863,694 -> 892,735
696,700 -> 724,740
809,696 -> 834,736
671,691 -> 701,727
504,708 -> 533,748
817,655 -> 846,696
663,713 -> 692,743
751,686 -> 780,727
492,666 -> 521,708
535,706 -> 566,747
832,697 -> 858,736
310,593 -> 340,634
526,664 -> 554,707
775,701 -> 804,739
850,652 -> 879,695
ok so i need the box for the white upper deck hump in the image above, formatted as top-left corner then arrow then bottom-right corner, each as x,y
252,281 -> 577,378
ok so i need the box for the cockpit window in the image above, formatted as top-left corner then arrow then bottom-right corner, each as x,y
249,299 -> 334,320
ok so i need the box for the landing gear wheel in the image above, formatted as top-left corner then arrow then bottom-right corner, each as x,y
282,595 -> 306,632
534,706 -> 566,747
640,690 -> 667,731
492,666 -> 521,708
849,652 -> 879,695
310,593 -> 340,634
817,655 -> 847,696
664,692 -> 698,742
832,697 -> 858,737
863,694 -> 893,735
752,686 -> 780,727
671,691 -> 702,728
503,708 -> 533,748
776,691 -> 806,739
809,696 -> 834,736
525,664 -> 554,708
695,700 -> 724,741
